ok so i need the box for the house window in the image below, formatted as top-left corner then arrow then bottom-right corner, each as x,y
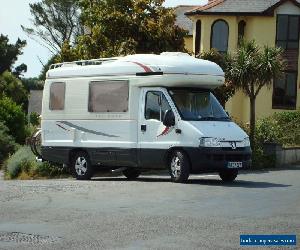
272,72 -> 297,109
276,15 -> 300,49
211,19 -> 229,53
273,14 -> 299,109
195,20 -> 201,56
49,82 -> 65,110
238,20 -> 246,45
88,81 -> 129,112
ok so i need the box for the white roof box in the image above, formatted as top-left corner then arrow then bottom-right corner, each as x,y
119,53 -> 223,76
47,53 -> 224,89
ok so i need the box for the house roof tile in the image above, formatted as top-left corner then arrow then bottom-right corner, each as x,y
186,0 -> 300,16
175,5 -> 198,35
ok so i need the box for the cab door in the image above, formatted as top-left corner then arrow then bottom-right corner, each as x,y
138,87 -> 177,168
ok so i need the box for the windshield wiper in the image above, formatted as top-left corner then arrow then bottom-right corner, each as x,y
198,117 -> 231,121
198,117 -> 217,121
217,117 -> 231,121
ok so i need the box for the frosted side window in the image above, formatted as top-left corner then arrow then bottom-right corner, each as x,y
49,82 -> 65,110
89,81 -> 129,112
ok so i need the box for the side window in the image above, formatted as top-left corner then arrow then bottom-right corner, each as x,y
145,91 -> 171,121
49,82 -> 65,110
89,81 -> 129,112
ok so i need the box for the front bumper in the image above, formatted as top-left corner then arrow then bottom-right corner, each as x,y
184,146 -> 252,173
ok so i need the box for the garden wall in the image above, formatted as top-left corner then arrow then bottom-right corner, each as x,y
263,143 -> 300,167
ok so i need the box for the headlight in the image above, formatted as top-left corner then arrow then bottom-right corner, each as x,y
243,137 -> 250,147
199,137 -> 221,147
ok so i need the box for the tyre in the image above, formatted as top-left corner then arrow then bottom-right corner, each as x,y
71,151 -> 93,180
123,168 -> 141,180
219,169 -> 238,182
169,150 -> 190,183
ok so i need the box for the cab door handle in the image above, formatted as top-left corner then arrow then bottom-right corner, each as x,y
141,124 -> 147,132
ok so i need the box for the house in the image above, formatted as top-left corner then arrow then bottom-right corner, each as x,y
175,5 -> 198,53
28,90 -> 43,115
177,0 -> 300,124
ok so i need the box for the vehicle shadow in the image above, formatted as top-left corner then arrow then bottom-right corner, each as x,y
92,176 -> 291,188
240,164 -> 300,174
187,179 -> 291,188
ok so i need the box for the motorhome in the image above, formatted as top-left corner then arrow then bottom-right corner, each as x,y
40,52 -> 251,183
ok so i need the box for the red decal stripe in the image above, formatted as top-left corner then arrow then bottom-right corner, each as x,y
157,127 -> 170,137
130,61 -> 153,72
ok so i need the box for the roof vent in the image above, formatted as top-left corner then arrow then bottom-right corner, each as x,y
160,52 -> 190,57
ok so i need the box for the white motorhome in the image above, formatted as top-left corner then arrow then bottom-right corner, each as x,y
41,52 -> 251,183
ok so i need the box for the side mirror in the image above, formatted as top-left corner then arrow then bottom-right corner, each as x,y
163,110 -> 175,127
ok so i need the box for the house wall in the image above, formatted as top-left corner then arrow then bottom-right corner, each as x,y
184,36 -> 193,53
189,1 -> 300,124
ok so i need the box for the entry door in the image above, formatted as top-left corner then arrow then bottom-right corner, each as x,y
138,88 -> 176,168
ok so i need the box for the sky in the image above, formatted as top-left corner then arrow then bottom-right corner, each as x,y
0,0 -> 207,78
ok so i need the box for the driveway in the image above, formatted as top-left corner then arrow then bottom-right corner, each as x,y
0,167 -> 299,249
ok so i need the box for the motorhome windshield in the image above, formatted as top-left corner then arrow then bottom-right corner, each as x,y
169,89 -> 230,121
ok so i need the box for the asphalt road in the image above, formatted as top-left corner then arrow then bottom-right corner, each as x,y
0,167 -> 299,250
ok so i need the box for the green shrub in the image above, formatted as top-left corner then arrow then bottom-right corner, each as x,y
251,146 -> 276,169
0,96 -> 26,144
24,124 -> 37,142
4,146 -> 69,179
255,117 -> 282,145
273,111 -> 300,146
255,109 -> 300,147
29,112 -> 40,126
35,161 -> 67,177
4,146 -> 33,178
0,121 -> 17,164
243,109 -> 300,169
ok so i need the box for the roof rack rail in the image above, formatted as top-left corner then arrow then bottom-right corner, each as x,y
49,57 -> 120,70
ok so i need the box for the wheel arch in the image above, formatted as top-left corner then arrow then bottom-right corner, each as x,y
164,147 -> 193,171
69,148 -> 90,165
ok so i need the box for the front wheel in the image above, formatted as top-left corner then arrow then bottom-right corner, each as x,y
219,169 -> 238,182
71,151 -> 93,180
169,150 -> 190,183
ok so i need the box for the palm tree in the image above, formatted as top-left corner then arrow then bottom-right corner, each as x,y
198,49 -> 235,107
228,40 -> 285,146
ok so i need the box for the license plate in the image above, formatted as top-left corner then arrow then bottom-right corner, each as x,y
227,162 -> 243,169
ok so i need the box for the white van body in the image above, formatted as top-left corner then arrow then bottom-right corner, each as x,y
41,53 -> 251,182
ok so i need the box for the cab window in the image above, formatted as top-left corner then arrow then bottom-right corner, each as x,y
145,91 -> 171,121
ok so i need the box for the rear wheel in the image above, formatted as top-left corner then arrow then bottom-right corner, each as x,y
71,151 -> 93,180
169,150 -> 190,183
123,168 -> 141,180
219,169 -> 238,182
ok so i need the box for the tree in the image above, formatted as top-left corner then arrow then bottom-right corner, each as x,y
0,97 -> 26,144
22,77 -> 44,91
13,63 -> 28,78
228,40 -> 285,145
22,0 -> 83,54
59,0 -> 187,60
0,121 -> 17,163
39,55 -> 57,80
198,49 -> 235,107
0,71 -> 28,109
0,34 -> 27,74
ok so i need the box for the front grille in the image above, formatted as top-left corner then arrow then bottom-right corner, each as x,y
206,153 -> 251,162
222,147 -> 246,151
